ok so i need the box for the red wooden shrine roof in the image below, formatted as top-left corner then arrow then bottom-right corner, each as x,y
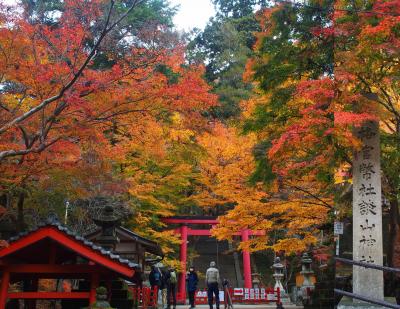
0,218 -> 137,278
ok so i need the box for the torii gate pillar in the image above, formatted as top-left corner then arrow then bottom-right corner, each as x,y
178,224 -> 188,302
241,229 -> 252,289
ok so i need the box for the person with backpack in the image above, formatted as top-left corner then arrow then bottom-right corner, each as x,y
206,261 -> 220,309
167,267 -> 177,309
149,265 -> 163,308
149,265 -> 162,290
159,267 -> 169,309
186,266 -> 199,309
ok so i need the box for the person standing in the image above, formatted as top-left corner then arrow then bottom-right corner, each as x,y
206,261 -> 220,309
160,267 -> 169,309
167,267 -> 177,309
186,266 -> 199,309
149,265 -> 163,307
149,265 -> 162,290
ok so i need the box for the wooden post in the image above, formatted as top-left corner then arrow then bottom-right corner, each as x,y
26,278 -> 39,309
0,270 -> 10,308
178,225 -> 188,303
89,273 -> 99,304
241,229 -> 252,288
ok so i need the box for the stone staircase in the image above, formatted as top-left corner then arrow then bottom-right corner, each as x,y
191,236 -> 240,288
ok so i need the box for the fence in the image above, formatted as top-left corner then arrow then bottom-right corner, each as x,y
129,286 -> 158,309
334,257 -> 400,309
129,286 -> 281,307
195,287 -> 281,305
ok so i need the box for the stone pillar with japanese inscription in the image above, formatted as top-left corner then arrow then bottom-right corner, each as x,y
353,121 -> 383,301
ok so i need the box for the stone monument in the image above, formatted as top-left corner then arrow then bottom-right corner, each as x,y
352,121 -> 383,300
338,121 -> 388,308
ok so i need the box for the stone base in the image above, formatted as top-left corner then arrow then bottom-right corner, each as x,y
337,296 -> 397,309
280,295 -> 292,304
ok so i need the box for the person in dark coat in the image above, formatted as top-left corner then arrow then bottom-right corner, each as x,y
186,266 -> 199,309
149,265 -> 162,289
160,268 -> 169,309
167,267 -> 178,309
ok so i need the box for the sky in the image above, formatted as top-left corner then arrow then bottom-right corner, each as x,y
3,0 -> 216,31
170,0 -> 215,31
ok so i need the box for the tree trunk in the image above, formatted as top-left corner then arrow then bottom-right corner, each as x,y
388,198 -> 400,267
17,192 -> 25,232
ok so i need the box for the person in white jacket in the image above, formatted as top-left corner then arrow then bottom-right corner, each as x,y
205,261 -> 220,309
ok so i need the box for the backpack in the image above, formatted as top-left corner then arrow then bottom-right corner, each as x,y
170,271 -> 177,284
153,269 -> 162,286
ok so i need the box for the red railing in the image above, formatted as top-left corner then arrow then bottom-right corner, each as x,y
195,287 -> 281,305
130,286 -> 158,308
129,286 -> 281,307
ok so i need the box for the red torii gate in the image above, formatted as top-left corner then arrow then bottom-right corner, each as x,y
162,217 -> 264,303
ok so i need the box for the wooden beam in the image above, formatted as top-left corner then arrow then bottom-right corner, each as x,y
181,228 -> 266,237
3,264 -> 112,274
8,292 -> 90,299
187,229 -> 212,236
162,218 -> 218,224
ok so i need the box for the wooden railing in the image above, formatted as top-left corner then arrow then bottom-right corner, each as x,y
129,286 -> 158,309
335,257 -> 400,309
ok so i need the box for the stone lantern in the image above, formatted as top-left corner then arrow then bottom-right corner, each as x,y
298,252 -> 315,304
90,287 -> 114,308
93,205 -> 121,251
300,253 -> 314,289
251,273 -> 261,289
272,257 -> 287,297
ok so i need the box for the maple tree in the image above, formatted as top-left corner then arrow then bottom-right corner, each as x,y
333,0 -> 400,269
232,0 -> 400,268
0,0 -> 217,266
194,123 -> 329,253
0,0 -> 165,230
196,0 -> 335,254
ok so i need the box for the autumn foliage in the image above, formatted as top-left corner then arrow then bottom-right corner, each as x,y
204,0 -> 400,257
0,0 -> 216,261
1,0 -> 400,268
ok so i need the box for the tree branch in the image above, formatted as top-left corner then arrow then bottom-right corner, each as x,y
0,137 -> 62,161
0,0 -> 141,136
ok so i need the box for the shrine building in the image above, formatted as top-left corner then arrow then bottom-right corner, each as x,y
0,211 -> 163,308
